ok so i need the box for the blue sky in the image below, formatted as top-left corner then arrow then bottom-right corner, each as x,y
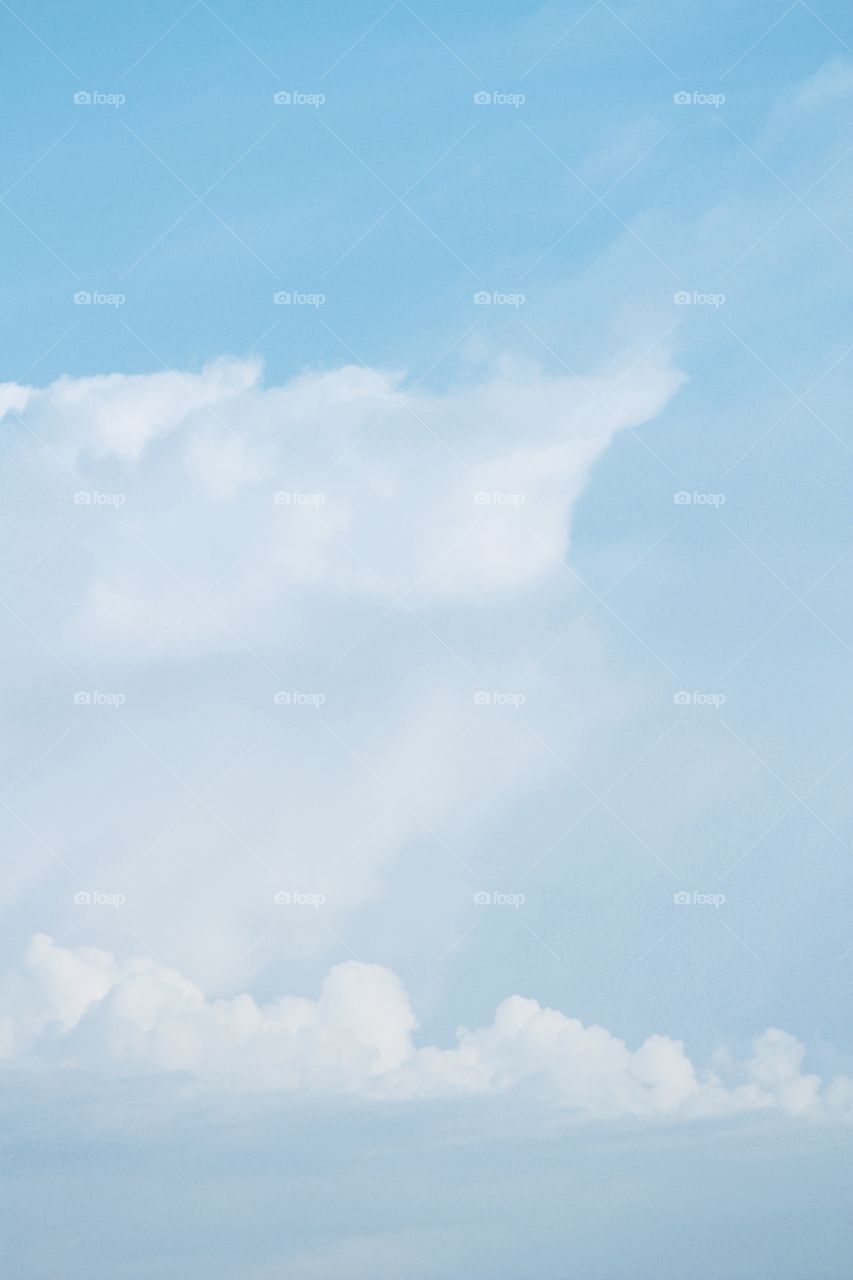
1,1 -> 853,1276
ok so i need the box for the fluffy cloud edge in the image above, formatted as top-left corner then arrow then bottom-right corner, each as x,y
2,347 -> 687,639
1,934 -> 851,1121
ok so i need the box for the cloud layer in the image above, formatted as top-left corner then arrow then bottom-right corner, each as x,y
2,933 -> 851,1120
1,346 -> 684,988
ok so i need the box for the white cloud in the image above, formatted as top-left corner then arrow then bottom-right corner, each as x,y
21,356 -> 264,464
0,345 -> 682,987
3,349 -> 684,655
0,342 -> 848,1126
2,934 -> 850,1121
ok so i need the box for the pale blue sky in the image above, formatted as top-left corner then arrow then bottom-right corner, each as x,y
1,1 -> 853,1276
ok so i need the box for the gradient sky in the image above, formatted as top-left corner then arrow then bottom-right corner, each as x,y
1,1 -> 853,1276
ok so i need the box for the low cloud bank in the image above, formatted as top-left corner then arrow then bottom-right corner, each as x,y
1,935 -> 850,1120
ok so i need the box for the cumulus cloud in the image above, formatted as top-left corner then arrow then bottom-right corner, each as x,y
1,934 -> 850,1120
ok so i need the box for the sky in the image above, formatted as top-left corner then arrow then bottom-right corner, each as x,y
1,0 -> 853,1275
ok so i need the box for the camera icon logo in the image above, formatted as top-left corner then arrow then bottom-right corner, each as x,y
73,691 -> 92,704
473,690 -> 492,705
673,291 -> 692,305
273,891 -> 292,904
473,891 -> 492,904
673,690 -> 691,705
473,291 -> 491,305
273,291 -> 292,305
73,91 -> 93,105
673,891 -> 692,905
673,91 -> 691,105
74,291 -> 92,305
74,890 -> 93,904
273,691 -> 292,705
273,91 -> 292,104
473,91 -> 492,105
